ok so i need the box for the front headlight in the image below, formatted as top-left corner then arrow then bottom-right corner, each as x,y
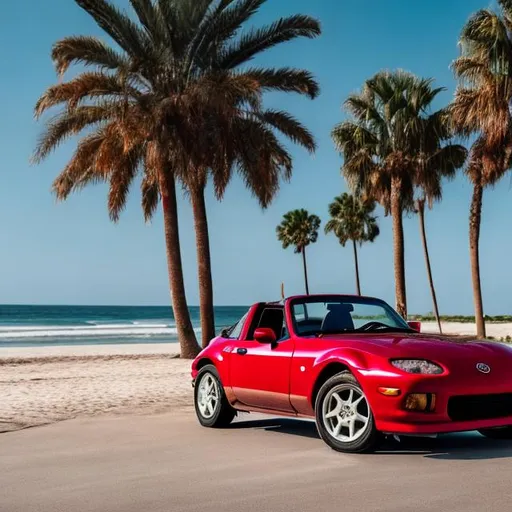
390,359 -> 444,375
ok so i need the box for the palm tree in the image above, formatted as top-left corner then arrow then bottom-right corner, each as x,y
324,193 -> 379,295
276,209 -> 321,295
33,0 -> 320,355
450,0 -> 512,338
414,113 -> 467,334
332,70 -> 448,319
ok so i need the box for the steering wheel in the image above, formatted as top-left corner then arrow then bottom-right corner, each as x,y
358,321 -> 390,332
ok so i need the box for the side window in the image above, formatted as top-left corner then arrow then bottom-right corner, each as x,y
228,312 -> 248,339
257,308 -> 285,340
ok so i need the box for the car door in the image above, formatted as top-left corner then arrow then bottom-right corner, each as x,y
230,306 -> 295,412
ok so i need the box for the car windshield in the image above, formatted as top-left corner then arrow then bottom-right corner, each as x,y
290,296 -> 413,336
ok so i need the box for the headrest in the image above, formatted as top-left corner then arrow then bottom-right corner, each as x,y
326,303 -> 354,313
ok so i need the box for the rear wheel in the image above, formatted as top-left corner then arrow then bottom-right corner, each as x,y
194,365 -> 236,428
478,426 -> 512,439
315,371 -> 380,453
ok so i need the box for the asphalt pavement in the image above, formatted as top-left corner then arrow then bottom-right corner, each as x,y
2,411 -> 512,512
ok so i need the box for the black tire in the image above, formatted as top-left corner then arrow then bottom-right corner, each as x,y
194,364 -> 236,428
315,371 -> 380,453
478,426 -> 512,439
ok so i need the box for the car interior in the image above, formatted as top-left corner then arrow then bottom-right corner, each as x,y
294,302 -> 355,334
246,304 -> 286,341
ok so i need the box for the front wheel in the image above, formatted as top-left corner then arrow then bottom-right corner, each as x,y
478,426 -> 512,439
315,371 -> 380,453
194,364 -> 236,428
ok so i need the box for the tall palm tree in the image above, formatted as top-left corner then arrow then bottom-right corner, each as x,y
324,193 -> 379,295
33,0 -> 321,355
414,113 -> 467,334
332,71 -> 447,319
276,209 -> 320,295
450,0 -> 512,338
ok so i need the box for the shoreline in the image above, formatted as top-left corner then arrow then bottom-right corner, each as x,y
0,342 -> 180,359
1,321 -> 512,361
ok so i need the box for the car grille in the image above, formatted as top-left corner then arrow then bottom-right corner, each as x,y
448,393 -> 512,422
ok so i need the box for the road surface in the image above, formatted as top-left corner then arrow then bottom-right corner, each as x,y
2,411 -> 512,512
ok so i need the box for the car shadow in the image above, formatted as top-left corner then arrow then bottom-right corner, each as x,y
229,415 -> 320,440
381,432 -> 512,460
229,416 -> 512,460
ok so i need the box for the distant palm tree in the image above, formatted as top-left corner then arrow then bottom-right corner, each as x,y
450,0 -> 512,338
324,193 -> 379,295
413,111 -> 467,334
332,71 -> 443,318
33,0 -> 320,354
277,209 -> 321,295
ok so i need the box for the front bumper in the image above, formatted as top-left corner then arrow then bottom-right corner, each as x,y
362,369 -> 512,435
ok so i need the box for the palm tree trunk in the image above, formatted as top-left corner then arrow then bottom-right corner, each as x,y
390,176 -> 407,319
469,182 -> 486,339
352,240 -> 361,296
159,170 -> 200,359
302,247 -> 310,295
190,186 -> 215,349
417,199 -> 442,334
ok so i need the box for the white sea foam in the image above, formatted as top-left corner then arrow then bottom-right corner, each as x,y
0,324 -> 201,339
0,323 -> 171,332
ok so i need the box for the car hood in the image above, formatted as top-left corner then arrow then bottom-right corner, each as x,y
321,332 -> 512,364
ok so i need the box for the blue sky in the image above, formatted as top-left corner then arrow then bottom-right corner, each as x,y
1,0 -> 511,314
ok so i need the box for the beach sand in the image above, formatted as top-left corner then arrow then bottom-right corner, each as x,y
0,346 -> 192,434
2,322 -> 512,434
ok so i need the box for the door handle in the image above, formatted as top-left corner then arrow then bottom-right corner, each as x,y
236,348 -> 248,355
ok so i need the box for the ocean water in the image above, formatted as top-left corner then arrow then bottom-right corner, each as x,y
0,305 -> 249,348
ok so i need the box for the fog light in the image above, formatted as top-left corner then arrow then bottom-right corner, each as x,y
378,387 -> 401,396
404,393 -> 436,412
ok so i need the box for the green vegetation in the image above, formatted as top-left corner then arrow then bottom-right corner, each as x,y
276,209 -> 321,295
324,194 -> 379,296
409,315 -> 512,324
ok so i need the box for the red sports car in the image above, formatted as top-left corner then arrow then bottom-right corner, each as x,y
191,294 -> 512,453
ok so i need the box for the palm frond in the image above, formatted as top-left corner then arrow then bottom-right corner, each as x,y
75,0 -> 151,60
34,72 -> 140,118
51,36 -> 130,76
141,169 -> 160,222
257,110 -> 316,152
276,208 -> 321,252
129,0 -> 169,43
107,145 -> 142,221
216,14 -> 321,69
234,117 -> 292,207
51,129 -> 110,200
33,103 -> 120,162
240,67 -> 319,99
187,0 -> 266,71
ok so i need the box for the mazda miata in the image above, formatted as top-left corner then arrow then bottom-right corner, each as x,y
191,294 -> 512,453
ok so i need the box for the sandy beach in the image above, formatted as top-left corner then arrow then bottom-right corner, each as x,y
2,322 -> 512,435
0,345 -> 192,434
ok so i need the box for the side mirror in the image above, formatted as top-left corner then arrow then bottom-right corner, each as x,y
219,328 -> 229,338
254,327 -> 277,344
407,321 -> 421,333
